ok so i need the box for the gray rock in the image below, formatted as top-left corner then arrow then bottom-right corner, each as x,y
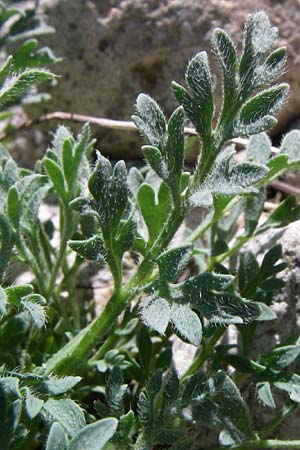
20,0 -> 300,163
240,221 -> 300,440
245,222 -> 300,357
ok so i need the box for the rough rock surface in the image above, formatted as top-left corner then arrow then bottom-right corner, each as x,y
240,220 -> 300,440
245,221 -> 300,356
190,221 -> 300,448
20,0 -> 300,163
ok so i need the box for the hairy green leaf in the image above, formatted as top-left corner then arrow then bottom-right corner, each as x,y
24,387 -> 44,419
106,366 -> 127,416
68,417 -> 118,450
68,235 -> 106,262
44,158 -> 66,201
0,214 -> 14,281
280,129 -> 300,164
185,52 -> 214,136
132,94 -> 166,148
257,382 -> 276,408
0,68 -> 54,110
42,399 -> 85,439
20,294 -> 47,329
212,28 -> 237,111
170,303 -> 202,346
141,295 -> 170,335
44,376 -> 82,395
261,345 -> 300,369
239,84 -> 289,127
157,245 -> 192,282
246,132 -> 271,164
45,422 -> 68,450
257,196 -> 300,234
88,155 -> 128,230
190,149 -> 267,206
137,182 -> 171,244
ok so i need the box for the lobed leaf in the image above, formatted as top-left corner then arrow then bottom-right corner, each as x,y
261,345 -> 300,369
211,371 -> 254,442
244,187 -> 265,236
68,235 -> 106,262
142,145 -> 168,180
88,155 -> 128,230
257,196 -> 300,234
185,52 -> 214,136
44,376 -> 82,395
254,47 -> 287,86
105,366 -> 127,416
239,11 -> 278,92
44,158 -> 66,201
20,294 -> 47,329
190,149 -> 268,207
0,68 -> 54,110
24,387 -> 44,420
0,214 -> 14,281
137,182 -> 171,244
179,272 -> 260,325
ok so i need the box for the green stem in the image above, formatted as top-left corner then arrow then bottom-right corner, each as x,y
106,229 -> 123,294
45,289 -> 128,375
207,235 -> 248,271
44,129 -> 225,376
15,234 -> 47,295
44,203 -> 186,375
66,270 -> 81,332
210,439 -> 300,450
89,331 -> 118,362
189,138 -> 215,191
47,203 -> 73,297
181,326 -> 226,379
187,197 -> 240,245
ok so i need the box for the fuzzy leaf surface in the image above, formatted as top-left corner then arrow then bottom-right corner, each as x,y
68,418 -> 118,450
141,295 -> 171,335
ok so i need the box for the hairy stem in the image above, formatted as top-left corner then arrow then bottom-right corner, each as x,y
89,331 -> 118,363
46,203 -> 73,297
44,129 -> 224,375
44,203 -> 186,375
207,235 -> 248,271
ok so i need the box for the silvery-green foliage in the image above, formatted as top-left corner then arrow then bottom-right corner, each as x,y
189,146 -> 268,207
170,10 -> 288,178
133,95 -> 185,200
69,152 -> 136,286
246,132 -> 272,164
0,1 -> 59,109
44,123 -> 94,202
0,64 -> 54,110
280,129 -> 300,164
2,10 -> 300,450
